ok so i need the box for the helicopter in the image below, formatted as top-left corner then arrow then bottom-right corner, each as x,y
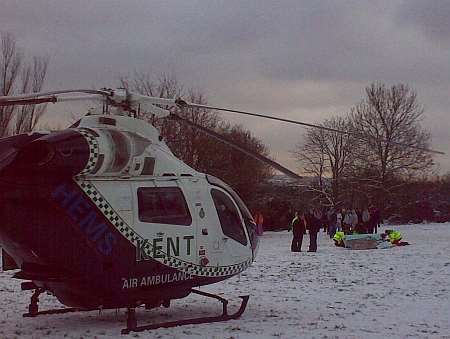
0,88 -> 443,334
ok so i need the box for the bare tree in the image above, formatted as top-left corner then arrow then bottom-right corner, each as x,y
205,123 -> 272,202
120,72 -> 272,203
292,116 -> 355,207
14,56 -> 49,134
167,88 -> 221,169
350,82 -> 434,208
293,127 -> 326,187
120,72 -> 220,167
0,32 -> 22,137
0,32 -> 49,137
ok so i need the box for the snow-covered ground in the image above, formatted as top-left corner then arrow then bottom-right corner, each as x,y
1,223 -> 450,339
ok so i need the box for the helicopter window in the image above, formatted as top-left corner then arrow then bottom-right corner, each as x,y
98,117 -> 116,126
207,175 -> 257,251
141,157 -> 155,175
211,189 -> 247,246
206,175 -> 253,220
106,130 -> 130,172
124,132 -> 151,157
138,187 -> 192,226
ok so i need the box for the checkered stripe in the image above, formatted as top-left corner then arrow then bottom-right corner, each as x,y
77,129 -> 100,175
76,179 -> 252,277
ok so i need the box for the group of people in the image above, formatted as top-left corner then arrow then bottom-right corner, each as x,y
289,208 -> 324,252
330,207 -> 381,236
289,206 -> 382,252
333,229 -> 409,248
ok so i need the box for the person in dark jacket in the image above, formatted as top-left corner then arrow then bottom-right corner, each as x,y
306,208 -> 321,252
321,209 -> 328,233
290,212 -> 306,252
371,207 -> 381,233
327,208 -> 337,238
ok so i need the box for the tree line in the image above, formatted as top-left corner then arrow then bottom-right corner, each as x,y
290,82 -> 445,224
0,32 -> 49,136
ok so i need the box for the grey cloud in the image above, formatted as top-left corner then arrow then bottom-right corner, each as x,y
395,0 -> 450,43
1,0 -> 449,171
3,1 -> 450,86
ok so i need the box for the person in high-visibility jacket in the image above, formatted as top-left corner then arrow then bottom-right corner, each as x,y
333,231 -> 345,247
388,230 -> 402,243
386,230 -> 409,246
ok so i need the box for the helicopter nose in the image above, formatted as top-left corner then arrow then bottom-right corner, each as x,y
1,130 -> 91,180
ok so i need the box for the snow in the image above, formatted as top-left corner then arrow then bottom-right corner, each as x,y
1,223 -> 450,338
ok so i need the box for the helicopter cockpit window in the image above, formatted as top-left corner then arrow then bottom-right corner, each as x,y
211,188 -> 247,246
207,175 -> 257,251
138,187 -> 192,226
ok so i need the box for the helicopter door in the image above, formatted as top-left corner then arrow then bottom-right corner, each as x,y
132,180 -> 197,266
210,188 -> 250,265
178,178 -> 223,267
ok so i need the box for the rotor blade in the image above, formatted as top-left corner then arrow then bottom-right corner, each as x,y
0,89 -> 110,102
177,101 -> 445,155
170,114 -> 303,180
0,97 -> 57,107
0,94 -> 105,107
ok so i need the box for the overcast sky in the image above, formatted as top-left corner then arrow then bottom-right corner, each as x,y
2,0 -> 449,172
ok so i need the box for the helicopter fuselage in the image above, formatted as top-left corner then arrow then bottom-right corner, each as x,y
0,113 -> 258,309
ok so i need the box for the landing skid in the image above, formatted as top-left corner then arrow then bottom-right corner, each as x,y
24,307 -> 96,317
23,288 -> 97,317
21,287 -> 249,334
121,289 -> 250,334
